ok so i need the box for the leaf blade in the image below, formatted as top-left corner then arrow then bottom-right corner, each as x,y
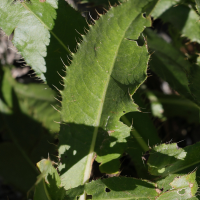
58,0 -> 154,190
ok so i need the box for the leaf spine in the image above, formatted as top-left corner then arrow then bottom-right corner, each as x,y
53,120 -> 61,124
52,84 -> 62,94
89,12 -> 96,23
75,29 -> 83,37
51,105 -> 61,113
57,71 -> 66,80
54,97 -> 62,103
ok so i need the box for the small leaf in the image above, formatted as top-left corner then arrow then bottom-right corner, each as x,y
122,91 -> 160,178
34,159 -> 66,200
157,172 -> 198,200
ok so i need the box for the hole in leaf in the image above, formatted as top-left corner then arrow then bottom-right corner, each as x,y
178,189 -> 185,195
123,111 -> 126,113
105,188 -> 111,192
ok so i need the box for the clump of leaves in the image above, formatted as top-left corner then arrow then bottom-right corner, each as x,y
0,0 -> 200,200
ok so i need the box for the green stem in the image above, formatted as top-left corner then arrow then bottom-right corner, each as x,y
121,115 -> 149,152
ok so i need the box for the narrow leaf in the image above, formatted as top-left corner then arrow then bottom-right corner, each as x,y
59,0 -> 153,190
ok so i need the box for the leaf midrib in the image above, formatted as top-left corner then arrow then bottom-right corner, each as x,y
82,8 -> 142,184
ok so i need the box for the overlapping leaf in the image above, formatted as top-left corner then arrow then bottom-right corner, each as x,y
147,142 -> 200,193
58,0 -> 155,191
122,92 -> 160,178
147,92 -> 200,124
144,28 -> 200,106
0,67 -> 58,191
65,173 -> 197,200
157,4 -> 200,43
0,0 -> 87,89
151,0 -> 179,19
66,177 -> 159,200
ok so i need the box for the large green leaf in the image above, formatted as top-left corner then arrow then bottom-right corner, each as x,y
66,177 -> 159,200
58,0 -> 154,192
66,174 -> 197,199
0,67 -> 59,192
147,142 -> 200,193
0,0 -> 87,89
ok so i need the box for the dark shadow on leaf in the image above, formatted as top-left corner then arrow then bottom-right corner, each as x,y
0,88 -> 56,193
59,123 -> 128,176
45,0 -> 88,90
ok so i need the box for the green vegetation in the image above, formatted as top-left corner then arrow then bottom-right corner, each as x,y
0,0 -> 200,199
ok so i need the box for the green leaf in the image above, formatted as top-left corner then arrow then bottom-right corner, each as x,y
144,29 -> 195,101
196,0 -> 200,14
157,172 -> 198,200
188,64 -> 200,105
34,159 -> 65,200
122,91 -> 160,178
147,142 -> 200,193
66,177 -> 159,200
158,5 -> 200,43
66,174 -> 198,199
58,0 -> 153,191
0,67 -> 58,191
145,29 -> 200,107
147,92 -> 200,124
146,91 -> 166,120
0,0 -> 87,89
151,0 -> 179,19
